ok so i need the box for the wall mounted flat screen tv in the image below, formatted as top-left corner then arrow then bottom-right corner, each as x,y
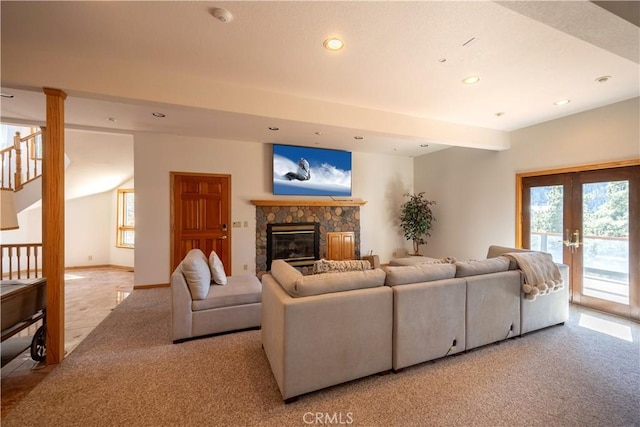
272,144 -> 352,196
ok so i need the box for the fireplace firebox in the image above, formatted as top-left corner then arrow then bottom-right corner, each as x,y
267,223 -> 320,270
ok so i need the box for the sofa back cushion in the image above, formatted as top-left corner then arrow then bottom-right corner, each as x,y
270,259 -> 385,297
383,263 -> 456,286
181,249 -> 211,300
455,256 -> 510,278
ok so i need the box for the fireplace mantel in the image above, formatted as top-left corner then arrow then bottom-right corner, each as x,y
251,199 -> 367,207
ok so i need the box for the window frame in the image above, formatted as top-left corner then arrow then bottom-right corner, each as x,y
116,189 -> 135,249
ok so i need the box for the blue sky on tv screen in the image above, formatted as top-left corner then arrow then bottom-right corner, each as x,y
273,144 -> 352,196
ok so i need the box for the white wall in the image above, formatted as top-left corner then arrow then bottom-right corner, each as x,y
134,134 -> 414,286
1,187 -> 135,271
414,98 -> 640,261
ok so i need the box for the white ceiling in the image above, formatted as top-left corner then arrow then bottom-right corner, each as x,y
1,1 -> 638,158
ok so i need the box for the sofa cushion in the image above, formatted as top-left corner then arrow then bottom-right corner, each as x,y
208,251 -> 228,285
271,259 -> 385,297
383,263 -> 456,286
270,259 -> 303,295
181,249 -> 211,300
389,256 -> 456,266
455,256 -> 510,278
312,259 -> 371,274
191,275 -> 261,311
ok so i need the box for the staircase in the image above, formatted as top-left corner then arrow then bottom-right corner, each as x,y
1,129 -> 44,278
0,129 -> 43,192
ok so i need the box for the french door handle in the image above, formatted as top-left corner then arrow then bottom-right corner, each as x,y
564,229 -> 581,253
218,235 -> 228,240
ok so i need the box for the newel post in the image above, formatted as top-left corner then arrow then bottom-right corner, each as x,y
42,87 -> 66,365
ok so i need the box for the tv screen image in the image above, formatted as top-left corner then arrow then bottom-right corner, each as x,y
273,144 -> 352,196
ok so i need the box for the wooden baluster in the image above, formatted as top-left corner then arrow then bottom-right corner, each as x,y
35,245 -> 40,278
26,245 -> 31,278
33,132 -> 40,180
1,151 -> 4,188
16,246 -> 22,279
13,131 -> 22,190
8,246 -> 13,279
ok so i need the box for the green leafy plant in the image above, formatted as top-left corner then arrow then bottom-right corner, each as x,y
399,192 -> 436,255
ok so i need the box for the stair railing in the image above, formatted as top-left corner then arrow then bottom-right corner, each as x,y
0,129 -> 43,191
1,243 -> 44,279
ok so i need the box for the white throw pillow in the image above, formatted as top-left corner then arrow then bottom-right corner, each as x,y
208,251 -> 228,285
181,249 -> 211,300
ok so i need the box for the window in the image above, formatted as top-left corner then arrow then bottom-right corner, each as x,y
117,189 -> 135,248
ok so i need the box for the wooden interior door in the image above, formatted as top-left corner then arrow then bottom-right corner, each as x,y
171,173 -> 231,274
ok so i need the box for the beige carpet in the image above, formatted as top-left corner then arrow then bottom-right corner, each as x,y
3,288 -> 639,426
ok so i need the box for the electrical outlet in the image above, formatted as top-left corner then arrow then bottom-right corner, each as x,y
232,221 -> 241,228
243,264 -> 248,270
88,255 -> 93,261
243,221 -> 248,227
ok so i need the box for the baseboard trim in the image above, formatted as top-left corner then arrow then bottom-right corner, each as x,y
133,283 -> 170,290
65,264 -> 133,271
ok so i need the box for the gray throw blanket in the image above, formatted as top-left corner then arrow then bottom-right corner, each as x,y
504,251 -> 564,301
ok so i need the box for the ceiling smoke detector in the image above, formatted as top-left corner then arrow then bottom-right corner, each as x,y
211,8 -> 233,23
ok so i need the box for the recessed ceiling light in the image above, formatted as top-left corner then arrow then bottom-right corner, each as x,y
554,99 -> 570,106
107,117 -> 117,122
268,126 -> 279,131
595,75 -> 612,83
462,76 -> 480,85
314,131 -> 323,136
354,136 -> 363,140
152,112 -> 166,117
323,38 -> 344,51
438,58 -> 447,63
420,144 -> 429,148
495,112 -> 505,117
0,93 -> 14,98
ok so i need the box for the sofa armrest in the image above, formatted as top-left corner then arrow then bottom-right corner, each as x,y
521,263 -> 569,334
261,273 -> 393,400
171,267 -> 194,342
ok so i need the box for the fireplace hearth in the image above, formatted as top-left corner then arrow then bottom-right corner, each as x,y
267,223 -> 319,270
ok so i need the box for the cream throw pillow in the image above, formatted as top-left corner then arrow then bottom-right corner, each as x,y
181,249 -> 211,300
208,251 -> 228,285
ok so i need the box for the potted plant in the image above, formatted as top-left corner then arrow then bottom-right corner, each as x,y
399,192 -> 436,256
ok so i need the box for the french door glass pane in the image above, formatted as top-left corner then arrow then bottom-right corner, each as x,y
582,181 -> 629,305
529,185 -> 563,263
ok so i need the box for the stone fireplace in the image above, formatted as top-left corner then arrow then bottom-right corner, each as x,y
253,200 -> 366,275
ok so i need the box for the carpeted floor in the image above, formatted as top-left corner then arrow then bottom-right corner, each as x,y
3,288 -> 639,426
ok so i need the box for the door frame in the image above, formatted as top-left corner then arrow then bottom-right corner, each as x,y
515,159 -> 639,248
516,158 -> 639,320
170,172 -> 232,277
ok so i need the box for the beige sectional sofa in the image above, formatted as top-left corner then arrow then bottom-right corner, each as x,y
261,259 -> 392,402
261,246 -> 569,400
